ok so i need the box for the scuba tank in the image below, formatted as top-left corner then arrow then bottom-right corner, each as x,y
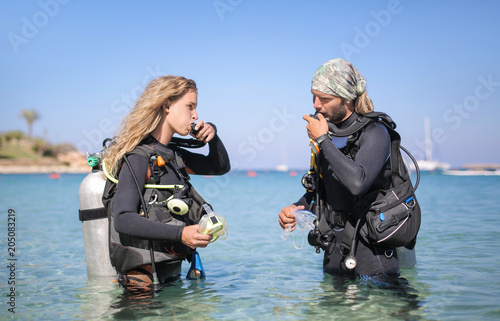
78,152 -> 116,277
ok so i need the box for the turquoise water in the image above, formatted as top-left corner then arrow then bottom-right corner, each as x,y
1,172 -> 499,320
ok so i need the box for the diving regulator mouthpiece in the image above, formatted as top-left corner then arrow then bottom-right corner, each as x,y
197,204 -> 228,243
190,122 -> 200,135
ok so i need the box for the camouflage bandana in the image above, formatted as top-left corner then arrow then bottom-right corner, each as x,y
311,58 -> 366,100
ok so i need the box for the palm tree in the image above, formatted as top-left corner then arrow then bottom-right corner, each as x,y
19,109 -> 41,139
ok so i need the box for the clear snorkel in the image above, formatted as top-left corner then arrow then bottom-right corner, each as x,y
281,208 -> 317,249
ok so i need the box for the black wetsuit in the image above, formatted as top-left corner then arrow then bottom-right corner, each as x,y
113,134 -> 230,244
296,112 -> 399,277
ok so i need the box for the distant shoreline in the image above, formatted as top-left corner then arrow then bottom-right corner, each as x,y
0,158 -> 90,174
0,151 -> 92,174
0,165 -> 90,174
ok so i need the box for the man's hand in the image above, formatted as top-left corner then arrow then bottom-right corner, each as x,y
278,204 -> 305,232
303,113 -> 328,140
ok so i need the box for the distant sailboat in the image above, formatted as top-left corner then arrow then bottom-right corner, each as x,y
443,163 -> 500,176
275,164 -> 289,172
275,143 -> 289,172
414,117 -> 450,172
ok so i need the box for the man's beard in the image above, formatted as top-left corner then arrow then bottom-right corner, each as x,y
328,99 -> 349,123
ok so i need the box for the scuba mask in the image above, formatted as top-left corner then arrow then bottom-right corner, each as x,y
281,209 -> 317,249
198,203 -> 228,243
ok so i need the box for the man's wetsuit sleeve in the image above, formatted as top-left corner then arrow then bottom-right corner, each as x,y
317,123 -> 390,196
112,154 -> 184,242
294,191 -> 314,208
179,132 -> 231,175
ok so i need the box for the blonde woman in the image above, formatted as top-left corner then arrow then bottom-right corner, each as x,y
103,75 -> 230,288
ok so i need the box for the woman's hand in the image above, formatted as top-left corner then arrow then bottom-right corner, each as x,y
191,120 -> 215,143
181,225 -> 212,249
278,204 -> 304,232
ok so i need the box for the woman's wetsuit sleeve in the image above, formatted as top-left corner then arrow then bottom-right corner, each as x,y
317,123 -> 390,196
179,133 -> 231,175
112,154 -> 184,242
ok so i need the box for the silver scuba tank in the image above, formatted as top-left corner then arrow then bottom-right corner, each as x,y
78,153 -> 116,277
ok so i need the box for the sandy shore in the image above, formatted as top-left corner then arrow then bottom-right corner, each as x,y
0,165 -> 91,174
0,158 -> 91,174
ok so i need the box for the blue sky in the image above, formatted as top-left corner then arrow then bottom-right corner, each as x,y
1,0 -> 499,170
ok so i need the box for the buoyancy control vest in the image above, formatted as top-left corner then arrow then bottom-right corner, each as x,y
102,143 -> 208,274
332,112 -> 421,250
307,112 -> 421,257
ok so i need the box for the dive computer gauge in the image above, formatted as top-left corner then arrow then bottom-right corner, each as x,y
345,255 -> 357,270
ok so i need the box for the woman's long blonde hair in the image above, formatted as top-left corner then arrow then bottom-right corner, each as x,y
354,91 -> 374,115
103,75 -> 197,177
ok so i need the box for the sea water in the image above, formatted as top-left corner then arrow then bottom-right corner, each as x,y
0,172 -> 499,320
